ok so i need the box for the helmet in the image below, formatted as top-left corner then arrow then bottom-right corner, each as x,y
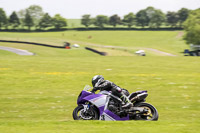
92,75 -> 104,87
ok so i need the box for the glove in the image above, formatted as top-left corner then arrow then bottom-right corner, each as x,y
91,90 -> 95,93
91,87 -> 98,93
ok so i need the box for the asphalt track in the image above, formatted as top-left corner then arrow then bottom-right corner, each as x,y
0,46 -> 34,55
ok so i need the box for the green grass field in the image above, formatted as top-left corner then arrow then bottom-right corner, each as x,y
0,31 -> 199,133
0,30 -> 189,56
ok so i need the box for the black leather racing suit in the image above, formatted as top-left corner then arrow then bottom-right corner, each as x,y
91,80 -> 123,98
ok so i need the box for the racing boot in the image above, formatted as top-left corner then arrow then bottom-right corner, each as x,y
120,94 -> 133,108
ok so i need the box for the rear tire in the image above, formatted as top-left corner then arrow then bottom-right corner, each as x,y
135,102 -> 159,121
73,105 -> 99,120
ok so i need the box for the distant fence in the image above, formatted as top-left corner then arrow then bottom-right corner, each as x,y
0,40 -> 65,48
0,27 -> 183,32
0,40 -> 107,55
85,47 -> 107,56
74,27 -> 183,31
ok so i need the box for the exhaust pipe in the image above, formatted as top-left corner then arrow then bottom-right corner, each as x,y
130,93 -> 148,102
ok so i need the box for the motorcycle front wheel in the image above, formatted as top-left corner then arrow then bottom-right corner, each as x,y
134,102 -> 159,121
73,105 -> 99,120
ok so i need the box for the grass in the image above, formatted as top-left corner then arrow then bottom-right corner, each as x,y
0,31 -> 199,133
0,30 -> 189,56
0,55 -> 200,133
0,42 -> 98,57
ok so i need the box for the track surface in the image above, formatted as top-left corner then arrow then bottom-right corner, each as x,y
0,46 -> 34,55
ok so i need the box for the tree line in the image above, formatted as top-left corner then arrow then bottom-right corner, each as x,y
81,7 -> 190,28
0,5 -> 67,30
0,5 -> 194,31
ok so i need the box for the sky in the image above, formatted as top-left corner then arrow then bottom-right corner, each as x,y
0,0 -> 200,18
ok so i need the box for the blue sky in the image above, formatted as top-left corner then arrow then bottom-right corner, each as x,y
0,0 -> 200,18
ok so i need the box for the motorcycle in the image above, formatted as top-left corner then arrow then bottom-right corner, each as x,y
72,85 -> 159,121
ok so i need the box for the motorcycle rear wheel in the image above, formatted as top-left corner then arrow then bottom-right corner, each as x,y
134,102 -> 159,121
73,105 -> 99,120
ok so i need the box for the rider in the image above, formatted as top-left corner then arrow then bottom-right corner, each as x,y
91,75 -> 133,108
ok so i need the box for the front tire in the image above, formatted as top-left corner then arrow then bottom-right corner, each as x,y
134,102 -> 159,121
73,105 -> 99,120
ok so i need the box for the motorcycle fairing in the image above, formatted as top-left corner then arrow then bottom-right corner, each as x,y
101,109 -> 129,121
82,93 -> 130,121
77,91 -> 93,104
83,94 -> 107,115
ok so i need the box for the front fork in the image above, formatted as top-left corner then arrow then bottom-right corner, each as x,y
83,102 -> 90,112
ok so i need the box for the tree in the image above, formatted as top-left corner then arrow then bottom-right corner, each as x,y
17,9 -> 26,28
136,7 -> 166,28
38,13 -> 52,29
17,9 -> 26,20
27,5 -> 44,26
94,15 -> 108,28
109,14 -> 121,27
136,9 -> 149,27
178,8 -> 190,27
52,14 -> 67,29
81,14 -> 92,27
166,11 -> 179,27
0,8 -> 8,29
9,11 -> 20,29
149,9 -> 165,28
123,13 -> 136,28
24,10 -> 34,30
183,9 -> 200,45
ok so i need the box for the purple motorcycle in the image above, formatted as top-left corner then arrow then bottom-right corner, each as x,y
73,85 -> 159,121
